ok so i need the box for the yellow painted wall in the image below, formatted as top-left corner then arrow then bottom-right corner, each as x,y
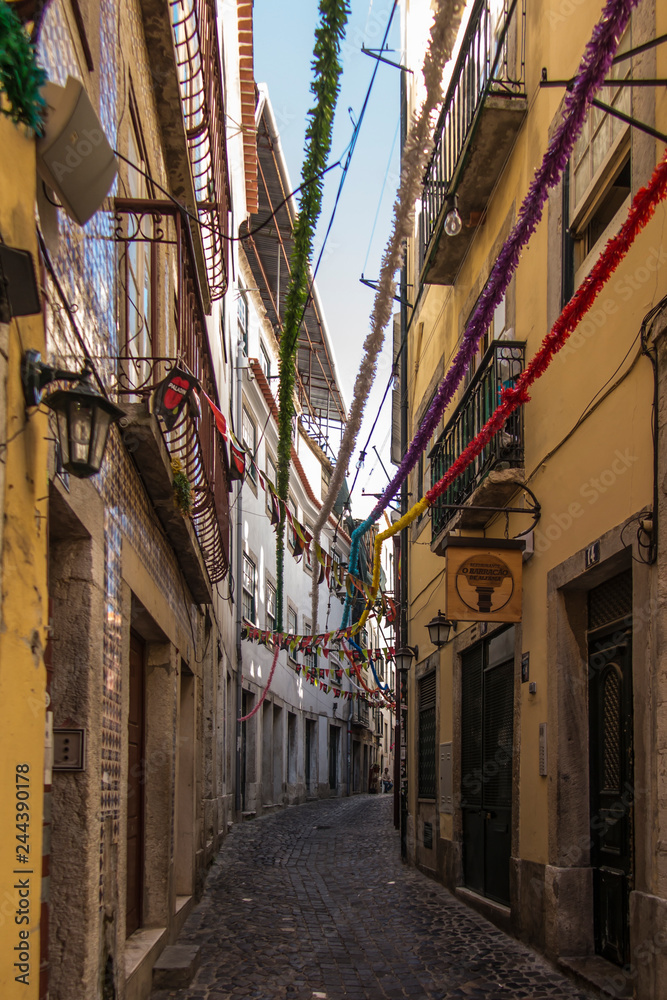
405,0 -> 666,866
0,114 -> 48,1000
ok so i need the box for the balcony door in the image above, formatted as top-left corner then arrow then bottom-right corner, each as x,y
461,627 -> 514,905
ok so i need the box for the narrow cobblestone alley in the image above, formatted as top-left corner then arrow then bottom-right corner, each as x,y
151,796 -> 596,1000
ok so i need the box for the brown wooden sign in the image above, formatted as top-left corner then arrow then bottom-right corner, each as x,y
443,536 -> 523,623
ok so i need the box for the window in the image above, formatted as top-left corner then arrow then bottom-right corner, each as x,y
463,294 -> 509,388
417,453 -> 424,502
266,583 -> 276,632
287,606 -> 297,661
304,524 -> 313,572
303,620 -> 316,670
124,115 -> 154,393
238,283 -> 248,355
242,406 -> 256,482
242,554 -> 256,623
265,454 -> 277,516
568,28 -> 631,284
287,496 -> 297,552
260,342 -> 271,381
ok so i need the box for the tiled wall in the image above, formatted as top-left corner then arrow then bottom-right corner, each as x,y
39,0 -> 200,897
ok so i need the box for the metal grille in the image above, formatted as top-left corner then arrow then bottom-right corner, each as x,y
483,660 -> 514,809
430,342 -> 525,539
603,669 -> 621,792
423,822 -> 434,850
461,646 -> 483,807
588,570 -> 632,630
419,673 -> 437,799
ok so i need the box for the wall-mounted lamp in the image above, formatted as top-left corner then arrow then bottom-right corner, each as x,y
443,193 -> 462,237
426,609 -> 454,648
21,349 -> 123,478
395,646 -> 418,673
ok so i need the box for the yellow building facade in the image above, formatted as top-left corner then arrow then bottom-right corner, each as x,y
0,115 -> 48,998
401,0 -> 667,996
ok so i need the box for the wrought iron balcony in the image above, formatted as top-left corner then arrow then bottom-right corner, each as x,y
419,0 -> 526,286
113,198 -> 229,598
430,341 -> 525,546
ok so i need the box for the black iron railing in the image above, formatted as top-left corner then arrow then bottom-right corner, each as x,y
420,0 -> 526,267
430,340 -> 525,540
114,198 -> 229,585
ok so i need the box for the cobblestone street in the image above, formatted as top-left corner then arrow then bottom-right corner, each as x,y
151,795 -> 596,1000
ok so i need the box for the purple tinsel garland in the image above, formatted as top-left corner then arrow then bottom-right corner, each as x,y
369,0 -> 639,525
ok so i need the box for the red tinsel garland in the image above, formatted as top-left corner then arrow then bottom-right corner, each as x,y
238,644 -> 280,721
426,150 -> 667,505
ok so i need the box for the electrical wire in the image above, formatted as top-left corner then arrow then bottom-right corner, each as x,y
112,148 -> 343,245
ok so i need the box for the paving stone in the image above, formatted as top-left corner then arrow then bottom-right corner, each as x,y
149,796 -> 596,1000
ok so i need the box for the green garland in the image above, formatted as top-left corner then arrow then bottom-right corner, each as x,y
275,0 -> 349,629
0,1 -> 46,134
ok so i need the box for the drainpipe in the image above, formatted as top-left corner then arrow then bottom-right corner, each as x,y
397,56 -> 409,852
234,338 -> 244,816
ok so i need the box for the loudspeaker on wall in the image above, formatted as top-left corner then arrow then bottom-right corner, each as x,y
36,76 -> 118,226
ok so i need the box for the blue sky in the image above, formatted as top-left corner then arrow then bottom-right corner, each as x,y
254,0 -> 402,519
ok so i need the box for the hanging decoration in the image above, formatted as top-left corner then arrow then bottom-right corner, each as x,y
237,625 -> 396,715
342,0 -> 641,616
350,145 -> 667,634
153,366 -> 199,431
310,0 -> 466,633
275,0 -> 350,629
0,0 -> 46,134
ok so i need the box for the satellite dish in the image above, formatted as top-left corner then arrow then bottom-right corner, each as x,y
36,77 -> 118,226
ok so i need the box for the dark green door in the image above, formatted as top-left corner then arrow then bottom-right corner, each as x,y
461,628 -> 514,905
588,626 -> 633,965
588,571 -> 633,967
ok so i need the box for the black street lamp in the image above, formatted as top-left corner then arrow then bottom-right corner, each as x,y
395,645 -> 418,673
21,350 -> 122,479
426,609 -> 454,648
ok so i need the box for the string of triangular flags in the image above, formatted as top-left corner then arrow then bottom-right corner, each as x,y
153,372 -> 395,619
198,389 -> 396,613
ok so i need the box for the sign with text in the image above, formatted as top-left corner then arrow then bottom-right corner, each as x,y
443,536 -> 523,623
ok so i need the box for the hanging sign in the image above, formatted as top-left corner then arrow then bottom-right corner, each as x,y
443,536 -> 523,623
153,366 -> 199,431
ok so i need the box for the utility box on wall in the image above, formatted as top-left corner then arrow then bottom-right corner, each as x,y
439,742 -> 453,814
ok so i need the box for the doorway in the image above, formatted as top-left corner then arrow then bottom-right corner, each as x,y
126,632 -> 145,936
461,627 -> 514,905
588,571 -> 633,966
329,725 -> 340,790
305,718 -> 315,793
174,665 -> 194,897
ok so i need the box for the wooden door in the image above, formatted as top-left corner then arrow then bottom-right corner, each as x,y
126,632 -> 145,937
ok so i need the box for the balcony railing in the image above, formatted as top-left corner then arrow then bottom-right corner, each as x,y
170,0 -> 230,300
114,198 -> 229,589
430,340 -> 525,540
420,0 -> 526,279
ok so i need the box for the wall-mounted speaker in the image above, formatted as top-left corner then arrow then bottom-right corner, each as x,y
36,76 -> 118,226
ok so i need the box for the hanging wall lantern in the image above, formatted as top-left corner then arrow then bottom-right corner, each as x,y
394,645 -> 418,673
21,350 -> 123,478
426,609 -> 453,648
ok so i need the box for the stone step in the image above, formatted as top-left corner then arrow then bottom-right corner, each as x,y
152,944 -> 201,989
